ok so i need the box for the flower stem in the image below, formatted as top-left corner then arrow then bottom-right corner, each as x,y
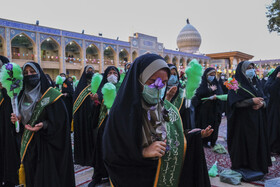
238,85 -> 256,98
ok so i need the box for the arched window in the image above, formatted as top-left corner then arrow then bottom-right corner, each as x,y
41,38 -> 59,62
0,37 -> 4,56
119,49 -> 129,66
11,34 -> 34,60
132,51 -> 138,61
65,41 -> 81,63
104,46 -> 115,65
86,44 -> 100,64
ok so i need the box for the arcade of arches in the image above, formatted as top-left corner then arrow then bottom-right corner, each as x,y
0,33 -> 211,79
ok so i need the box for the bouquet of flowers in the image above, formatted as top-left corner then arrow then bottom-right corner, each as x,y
0,63 -> 23,133
224,78 -> 239,91
224,78 -> 256,97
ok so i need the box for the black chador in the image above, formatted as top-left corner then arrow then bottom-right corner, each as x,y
73,65 -> 96,166
89,66 -> 120,187
0,56 -> 21,187
194,67 -> 223,147
227,61 -> 271,174
102,54 -> 210,187
18,62 -> 75,187
265,66 -> 280,154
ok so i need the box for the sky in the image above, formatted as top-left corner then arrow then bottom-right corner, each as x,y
1,0 -> 279,60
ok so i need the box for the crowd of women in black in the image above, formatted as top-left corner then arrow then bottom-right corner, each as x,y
1,53 -> 280,187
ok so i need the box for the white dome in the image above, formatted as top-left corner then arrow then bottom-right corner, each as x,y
177,19 -> 202,53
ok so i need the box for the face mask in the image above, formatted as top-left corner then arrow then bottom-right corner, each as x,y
107,74 -> 118,84
24,74 -> 40,88
142,85 -> 166,105
221,76 -> 225,80
245,69 -> 255,79
207,76 -> 215,82
86,71 -> 93,79
264,77 -> 268,81
168,75 -> 178,86
61,76 -> 66,82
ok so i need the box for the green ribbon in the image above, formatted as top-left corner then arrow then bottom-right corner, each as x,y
72,85 -> 91,115
20,87 -> 62,161
154,100 -> 186,187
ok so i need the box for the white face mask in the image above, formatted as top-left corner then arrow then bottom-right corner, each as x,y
107,74 -> 118,84
61,77 -> 66,82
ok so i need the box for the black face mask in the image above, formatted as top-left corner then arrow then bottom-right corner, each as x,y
24,74 -> 40,88
86,71 -> 93,79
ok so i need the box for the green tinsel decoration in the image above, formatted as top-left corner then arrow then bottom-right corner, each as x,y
74,80 -> 79,88
0,63 -> 23,98
102,82 -> 116,109
185,59 -> 203,99
56,75 -> 63,85
72,76 -> 77,82
0,63 -> 23,133
91,73 -> 103,94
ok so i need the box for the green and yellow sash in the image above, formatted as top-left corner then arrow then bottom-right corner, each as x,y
0,90 -> 3,106
172,88 -> 185,111
97,102 -> 108,129
19,87 -> 62,186
153,100 -> 187,187
73,85 -> 91,115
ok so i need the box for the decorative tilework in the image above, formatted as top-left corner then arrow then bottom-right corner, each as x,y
103,43 -> 116,52
65,38 -> 82,47
6,28 -> 11,59
85,41 -> 101,49
10,29 -> 36,43
36,33 -> 41,63
0,19 -> 61,35
119,47 -> 130,53
40,34 -> 61,45
0,27 -> 5,39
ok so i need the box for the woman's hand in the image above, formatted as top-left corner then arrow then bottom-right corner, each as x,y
210,85 -> 217,91
252,102 -> 264,110
11,113 -> 21,124
166,86 -> 177,101
188,125 -> 213,138
201,125 -> 213,138
252,97 -> 264,105
142,140 -> 167,158
90,93 -> 99,101
277,72 -> 280,78
25,122 -> 43,132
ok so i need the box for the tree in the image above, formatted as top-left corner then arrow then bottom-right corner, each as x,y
266,0 -> 280,33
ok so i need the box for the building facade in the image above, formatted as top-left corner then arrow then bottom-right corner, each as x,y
0,18 -> 210,79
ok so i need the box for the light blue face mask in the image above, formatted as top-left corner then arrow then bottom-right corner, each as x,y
246,69 -> 255,79
207,76 -> 215,82
142,85 -> 166,105
168,75 -> 178,86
